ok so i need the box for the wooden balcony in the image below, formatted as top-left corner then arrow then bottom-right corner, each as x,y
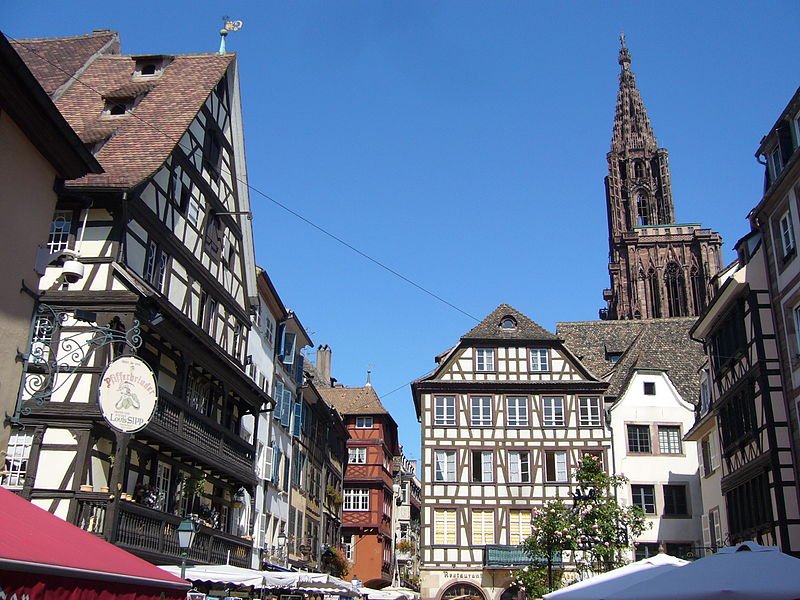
75,496 -> 252,567
147,392 -> 256,483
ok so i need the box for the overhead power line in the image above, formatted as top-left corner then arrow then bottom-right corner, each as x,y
7,33 -> 481,324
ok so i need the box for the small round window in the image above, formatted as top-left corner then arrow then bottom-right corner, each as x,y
500,316 -> 517,329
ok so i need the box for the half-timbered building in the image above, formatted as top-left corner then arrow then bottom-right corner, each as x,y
321,378 -> 401,588
690,229 -> 800,554
411,304 -> 609,600
5,31 -> 266,567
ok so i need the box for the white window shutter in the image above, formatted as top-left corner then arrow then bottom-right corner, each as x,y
697,439 -> 705,477
710,432 -> 720,471
263,445 -> 274,481
701,514 -> 710,548
259,513 -> 268,548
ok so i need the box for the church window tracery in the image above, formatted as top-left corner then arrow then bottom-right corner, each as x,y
637,193 -> 651,226
665,262 -> 687,317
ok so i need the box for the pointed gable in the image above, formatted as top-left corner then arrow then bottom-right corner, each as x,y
461,303 -> 560,343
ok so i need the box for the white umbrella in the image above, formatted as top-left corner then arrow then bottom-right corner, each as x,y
543,553 -> 688,600
607,542 -> 800,600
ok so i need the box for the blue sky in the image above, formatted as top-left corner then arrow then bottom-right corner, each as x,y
6,2 -> 800,461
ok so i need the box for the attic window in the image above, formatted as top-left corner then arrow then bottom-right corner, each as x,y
133,56 -> 169,78
607,352 -> 622,365
104,99 -> 132,116
500,316 -> 517,330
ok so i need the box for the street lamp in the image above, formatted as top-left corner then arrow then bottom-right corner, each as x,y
277,527 -> 287,566
177,518 -> 197,579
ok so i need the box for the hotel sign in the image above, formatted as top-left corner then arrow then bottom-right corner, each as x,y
98,355 -> 158,433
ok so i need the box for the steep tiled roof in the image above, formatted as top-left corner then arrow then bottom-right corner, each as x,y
14,32 -> 234,189
12,31 -> 119,98
462,304 -> 560,342
556,318 -> 703,404
320,386 -> 389,416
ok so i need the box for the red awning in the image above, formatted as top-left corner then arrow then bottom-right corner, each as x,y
0,486 -> 189,599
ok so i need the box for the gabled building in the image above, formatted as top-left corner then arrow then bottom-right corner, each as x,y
320,368 -> 401,589
5,31 -> 265,567
689,227 -> 800,554
558,318 -> 704,559
0,32 -> 101,467
411,304 -> 609,600
601,38 -> 722,320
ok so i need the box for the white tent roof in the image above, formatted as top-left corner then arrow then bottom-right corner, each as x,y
606,542 -> 800,600
360,587 -> 412,600
543,553 -> 688,600
157,565 -> 358,595
158,565 -> 266,588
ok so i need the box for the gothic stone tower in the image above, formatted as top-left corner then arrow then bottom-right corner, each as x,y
602,38 -> 723,320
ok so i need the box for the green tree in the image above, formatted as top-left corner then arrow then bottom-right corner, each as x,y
520,455 -> 648,594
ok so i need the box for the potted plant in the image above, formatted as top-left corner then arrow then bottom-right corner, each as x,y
326,484 -> 343,505
184,474 -> 206,512
396,539 -> 414,554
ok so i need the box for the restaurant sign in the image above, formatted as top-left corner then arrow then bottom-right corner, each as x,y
98,355 -> 158,433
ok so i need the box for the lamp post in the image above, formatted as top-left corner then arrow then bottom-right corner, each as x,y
177,518 -> 198,579
277,527 -> 287,567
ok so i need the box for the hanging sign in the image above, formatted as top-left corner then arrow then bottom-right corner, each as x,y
98,355 -> 158,432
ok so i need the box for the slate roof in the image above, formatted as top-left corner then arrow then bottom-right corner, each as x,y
11,31 -> 120,98
556,318 -> 703,404
13,32 -> 234,190
462,303 -> 560,342
320,385 -> 390,416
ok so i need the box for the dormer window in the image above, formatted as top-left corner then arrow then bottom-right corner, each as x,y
104,98 -> 132,116
500,316 -> 517,330
133,56 -> 170,79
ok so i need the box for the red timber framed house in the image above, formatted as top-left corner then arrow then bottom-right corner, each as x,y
411,305 -> 609,600
5,32 -> 268,566
320,378 -> 401,588
690,229 -> 800,554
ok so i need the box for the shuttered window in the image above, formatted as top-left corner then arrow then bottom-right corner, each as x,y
471,509 -> 495,545
508,509 -> 531,545
434,509 -> 456,545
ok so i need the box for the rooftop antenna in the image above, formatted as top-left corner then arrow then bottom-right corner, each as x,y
219,16 -> 243,55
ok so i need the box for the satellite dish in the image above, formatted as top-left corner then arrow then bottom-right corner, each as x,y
225,20 -> 243,32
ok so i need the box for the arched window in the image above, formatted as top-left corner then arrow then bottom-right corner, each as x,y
647,268 -> 661,318
441,583 -> 485,600
665,262 -> 687,317
691,265 -> 706,314
637,193 -> 651,226
500,316 -> 517,330
634,160 -> 644,179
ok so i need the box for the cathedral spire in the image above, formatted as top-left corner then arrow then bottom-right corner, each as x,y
611,36 -> 657,155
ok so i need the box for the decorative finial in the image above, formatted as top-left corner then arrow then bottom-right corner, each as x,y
219,16 -> 244,55
618,32 -> 631,68
366,365 -> 373,387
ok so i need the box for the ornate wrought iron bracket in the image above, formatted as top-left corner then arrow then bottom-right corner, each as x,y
15,303 -> 142,418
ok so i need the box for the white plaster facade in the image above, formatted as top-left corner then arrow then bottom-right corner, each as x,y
610,369 -> 702,559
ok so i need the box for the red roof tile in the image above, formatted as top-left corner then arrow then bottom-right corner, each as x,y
11,31 -> 119,98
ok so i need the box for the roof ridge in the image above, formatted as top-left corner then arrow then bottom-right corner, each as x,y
13,31 -> 118,43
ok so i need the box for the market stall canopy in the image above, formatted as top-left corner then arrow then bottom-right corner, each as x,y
380,587 -> 421,600
0,486 -> 189,600
605,542 -> 800,600
543,553 -> 688,600
159,564 -> 267,588
158,566 -> 360,595
360,587 -> 412,600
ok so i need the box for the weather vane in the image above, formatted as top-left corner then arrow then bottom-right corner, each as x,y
219,16 -> 244,55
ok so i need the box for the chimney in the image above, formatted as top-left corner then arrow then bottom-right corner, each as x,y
317,344 -> 332,387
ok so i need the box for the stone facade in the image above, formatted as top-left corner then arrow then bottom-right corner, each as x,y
602,39 -> 723,321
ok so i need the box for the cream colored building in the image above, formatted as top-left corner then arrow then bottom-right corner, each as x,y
411,304 -> 610,600
0,33 -> 99,471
